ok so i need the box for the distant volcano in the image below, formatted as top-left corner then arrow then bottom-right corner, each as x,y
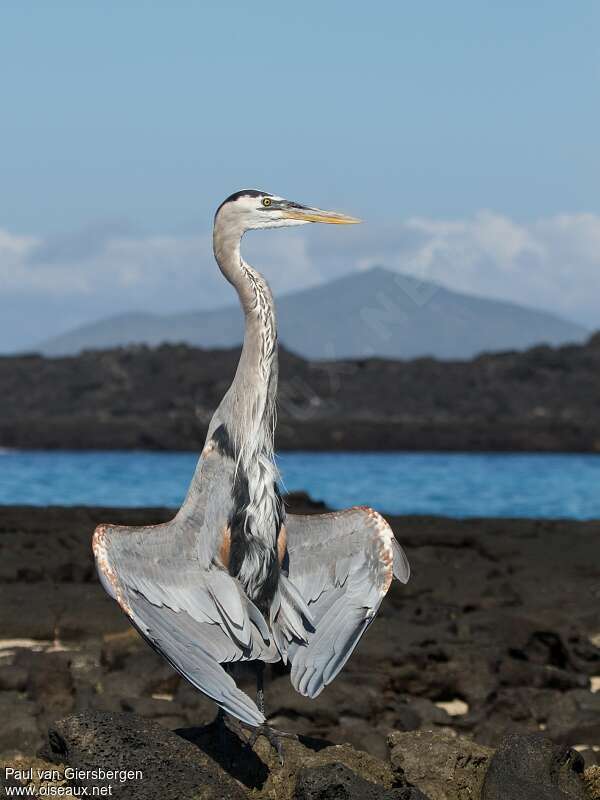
37,267 -> 588,360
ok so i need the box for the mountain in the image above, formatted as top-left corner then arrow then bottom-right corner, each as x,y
37,267 -> 588,359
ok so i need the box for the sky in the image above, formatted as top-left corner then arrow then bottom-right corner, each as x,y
1,1 -> 599,351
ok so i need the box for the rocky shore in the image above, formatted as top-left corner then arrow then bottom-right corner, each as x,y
3,336 -> 600,451
1,495 -> 599,797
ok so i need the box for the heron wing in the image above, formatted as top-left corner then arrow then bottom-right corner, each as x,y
283,506 -> 409,698
92,440 -> 275,727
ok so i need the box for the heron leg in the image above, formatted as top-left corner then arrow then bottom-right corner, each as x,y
215,706 -> 228,753
246,662 -> 297,765
256,661 -> 265,716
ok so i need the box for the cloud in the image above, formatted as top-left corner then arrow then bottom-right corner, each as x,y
27,220 -> 136,266
308,211 -> 600,328
0,211 -> 599,351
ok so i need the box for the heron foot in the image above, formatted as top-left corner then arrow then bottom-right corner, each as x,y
246,724 -> 298,766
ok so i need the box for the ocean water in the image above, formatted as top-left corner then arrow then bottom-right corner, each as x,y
1,449 -> 600,518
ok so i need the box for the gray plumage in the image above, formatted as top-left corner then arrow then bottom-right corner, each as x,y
93,190 -> 410,728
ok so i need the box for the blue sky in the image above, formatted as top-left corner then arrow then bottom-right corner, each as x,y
1,1 -> 599,349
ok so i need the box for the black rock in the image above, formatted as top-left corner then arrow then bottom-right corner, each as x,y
5,337 -> 600,452
0,693 -> 43,754
389,729 -> 492,800
2,505 -> 600,763
481,733 -> 586,800
392,704 -> 422,732
294,762 -> 430,800
43,711 -> 247,799
0,663 -> 28,692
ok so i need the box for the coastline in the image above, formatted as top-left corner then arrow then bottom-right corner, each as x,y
1,496 -> 599,768
3,338 -> 600,452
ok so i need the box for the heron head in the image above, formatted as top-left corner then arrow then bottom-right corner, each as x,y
215,189 -> 361,232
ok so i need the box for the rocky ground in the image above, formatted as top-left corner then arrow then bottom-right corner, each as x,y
0,495 -> 599,798
3,336 -> 600,451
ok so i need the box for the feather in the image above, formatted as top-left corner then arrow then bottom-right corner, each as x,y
280,506 -> 410,699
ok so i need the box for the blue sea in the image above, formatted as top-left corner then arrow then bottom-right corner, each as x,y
1,450 -> 600,518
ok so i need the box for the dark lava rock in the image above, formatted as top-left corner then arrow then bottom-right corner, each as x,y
24,651 -> 75,717
0,757 -> 68,795
179,723 -> 395,799
584,766 -> 600,799
43,711 -> 397,800
392,704 -> 424,732
0,693 -> 43,755
44,711 -> 247,799
0,663 -> 28,692
481,733 -> 586,800
389,729 -> 493,800
5,338 -> 600,452
294,762 -> 430,799
2,506 -> 600,767
545,690 -> 600,745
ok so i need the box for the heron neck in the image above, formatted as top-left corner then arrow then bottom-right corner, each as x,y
212,218 -> 278,459
213,221 -> 261,315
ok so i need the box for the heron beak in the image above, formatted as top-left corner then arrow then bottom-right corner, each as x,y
282,206 -> 362,225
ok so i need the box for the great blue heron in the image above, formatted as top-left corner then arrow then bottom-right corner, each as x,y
93,189 -> 410,756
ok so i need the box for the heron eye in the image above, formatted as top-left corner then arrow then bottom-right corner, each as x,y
262,197 -> 272,207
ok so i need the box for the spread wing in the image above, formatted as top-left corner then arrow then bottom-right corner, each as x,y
92,440 -> 276,727
282,506 -> 409,699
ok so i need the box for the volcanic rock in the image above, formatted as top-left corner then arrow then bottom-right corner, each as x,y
293,762 -> 429,799
481,733 -> 586,800
389,729 -> 493,800
44,711 -> 247,799
4,337 -> 600,452
2,504 -> 600,779
583,766 -> 600,799
0,693 -> 43,755
43,711 -> 398,800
